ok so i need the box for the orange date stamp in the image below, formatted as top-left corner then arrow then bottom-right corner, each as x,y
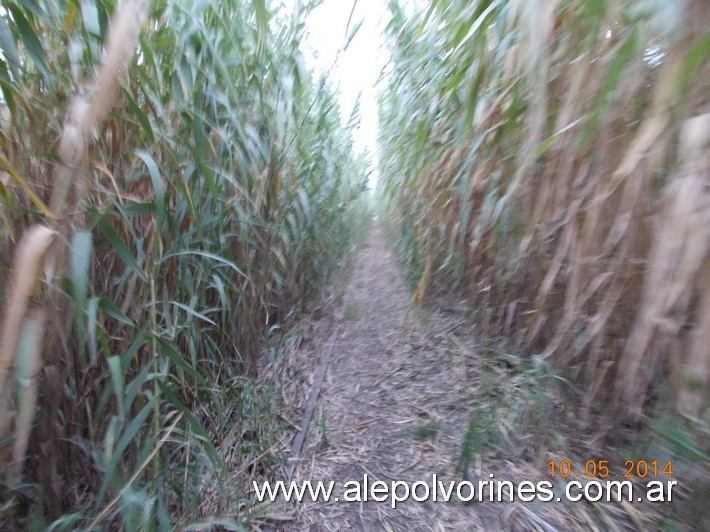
547,459 -> 673,479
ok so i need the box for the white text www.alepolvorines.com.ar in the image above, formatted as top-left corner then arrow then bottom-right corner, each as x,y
253,474 -> 678,509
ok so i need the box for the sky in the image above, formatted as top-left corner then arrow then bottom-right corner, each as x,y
283,0 -> 392,186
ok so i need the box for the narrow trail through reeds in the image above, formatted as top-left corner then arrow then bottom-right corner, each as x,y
272,222 -> 510,530
261,222 -> 685,530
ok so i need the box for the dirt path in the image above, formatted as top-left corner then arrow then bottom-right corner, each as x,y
280,223 -> 507,530
256,222 -> 682,531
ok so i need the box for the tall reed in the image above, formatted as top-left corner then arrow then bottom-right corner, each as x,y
0,0 -> 368,527
379,0 -> 709,424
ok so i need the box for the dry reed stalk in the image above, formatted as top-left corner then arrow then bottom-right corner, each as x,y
50,0 -> 149,218
8,307 -> 44,479
0,225 -> 57,394
0,225 -> 56,476
618,113 -> 710,418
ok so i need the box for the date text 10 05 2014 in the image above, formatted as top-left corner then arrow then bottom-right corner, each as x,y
547,459 -> 673,479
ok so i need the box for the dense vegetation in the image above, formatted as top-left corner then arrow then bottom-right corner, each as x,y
1,0 -> 708,527
379,0 -> 709,429
0,0 -> 368,527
